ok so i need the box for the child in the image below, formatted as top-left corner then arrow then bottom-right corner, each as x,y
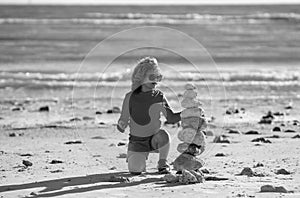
117,57 -> 181,175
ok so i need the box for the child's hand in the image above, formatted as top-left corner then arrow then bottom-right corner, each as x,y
117,120 -> 126,133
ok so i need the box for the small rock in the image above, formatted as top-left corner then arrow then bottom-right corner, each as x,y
272,127 -> 281,132
179,169 -> 198,184
117,153 -> 127,158
11,107 -> 23,111
109,143 -> 116,147
50,160 -> 63,164
69,117 -> 81,122
285,129 -> 296,133
260,185 -> 288,193
273,112 -> 284,116
99,122 -> 105,125
64,140 -> 82,144
95,111 -> 102,115
259,111 -> 274,124
205,176 -> 229,181
265,135 -> 280,138
82,116 -> 94,120
285,105 -> 292,110
19,153 -> 33,157
9,133 -> 16,137
239,167 -> 254,177
215,153 -> 226,157
292,134 -> 300,139
39,106 -> 50,112
50,170 -> 63,173
228,129 -> 241,134
253,163 -> 264,168
109,166 -> 117,170
251,137 -> 271,143
213,135 -> 230,143
22,160 -> 33,167
245,130 -> 260,135
117,142 -> 126,146
276,168 -> 291,175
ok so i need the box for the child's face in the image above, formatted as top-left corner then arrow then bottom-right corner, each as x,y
142,69 -> 162,90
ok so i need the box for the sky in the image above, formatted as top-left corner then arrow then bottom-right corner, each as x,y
1,0 -> 300,4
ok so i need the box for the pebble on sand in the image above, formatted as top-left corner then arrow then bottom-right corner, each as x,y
253,163 -> 264,168
260,185 -> 288,193
285,129 -> 296,133
117,142 -> 126,146
50,160 -> 63,164
95,111 -> 102,115
251,138 -> 272,143
22,160 -> 33,167
238,167 -> 255,177
272,127 -> 281,132
228,129 -> 241,134
69,117 -> 82,122
39,106 -> 50,112
9,133 -> 16,137
245,130 -> 260,135
292,134 -> 300,139
276,168 -> 291,175
64,140 -> 82,144
215,153 -> 226,157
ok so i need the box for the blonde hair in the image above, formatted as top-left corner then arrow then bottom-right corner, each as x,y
131,57 -> 160,91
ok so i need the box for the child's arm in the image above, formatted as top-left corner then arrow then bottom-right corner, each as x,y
162,95 -> 181,124
117,93 -> 130,133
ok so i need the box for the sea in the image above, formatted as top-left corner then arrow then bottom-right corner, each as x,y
0,4 -> 299,101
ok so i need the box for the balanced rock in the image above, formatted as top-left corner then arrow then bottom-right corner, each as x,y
183,89 -> 197,99
181,98 -> 202,109
184,83 -> 196,90
179,169 -> 198,184
181,107 -> 204,118
177,142 -> 205,156
173,153 -> 204,171
177,128 -> 206,146
181,116 -> 207,130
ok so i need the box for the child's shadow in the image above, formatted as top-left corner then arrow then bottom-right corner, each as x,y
0,171 -> 162,197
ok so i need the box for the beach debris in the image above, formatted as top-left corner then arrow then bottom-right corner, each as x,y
22,160 -> 33,167
228,129 -> 241,134
173,83 -> 207,172
117,153 -> 127,158
213,135 -> 231,143
64,140 -> 82,144
285,129 -> 296,133
50,160 -> 63,164
245,130 -> 260,135
163,173 -> 180,183
292,134 -> 300,139
9,132 -> 16,137
117,142 -> 126,146
260,185 -> 288,193
253,163 -> 264,168
108,175 -> 130,183
215,153 -> 226,157
95,111 -> 102,115
258,111 -> 274,124
276,168 -> 291,175
39,106 -> 50,112
109,166 -> 117,170
50,170 -> 63,173
251,137 -> 271,143
272,127 -> 281,132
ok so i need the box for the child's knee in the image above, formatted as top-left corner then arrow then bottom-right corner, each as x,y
127,152 -> 147,173
152,129 -> 170,148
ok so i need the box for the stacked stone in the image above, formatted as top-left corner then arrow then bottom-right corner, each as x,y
173,83 -> 207,172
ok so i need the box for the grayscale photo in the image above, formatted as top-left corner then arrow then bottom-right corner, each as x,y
0,0 -> 299,197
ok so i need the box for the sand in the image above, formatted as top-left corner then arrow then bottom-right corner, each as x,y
1,94 -> 300,198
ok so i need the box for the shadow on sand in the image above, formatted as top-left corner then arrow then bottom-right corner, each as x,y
0,171 -> 164,197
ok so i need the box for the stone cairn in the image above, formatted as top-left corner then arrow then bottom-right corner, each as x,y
173,82 -> 207,172
163,83 -> 207,184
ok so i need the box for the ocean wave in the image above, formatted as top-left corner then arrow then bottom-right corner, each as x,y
0,12 -> 299,25
0,70 -> 299,89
